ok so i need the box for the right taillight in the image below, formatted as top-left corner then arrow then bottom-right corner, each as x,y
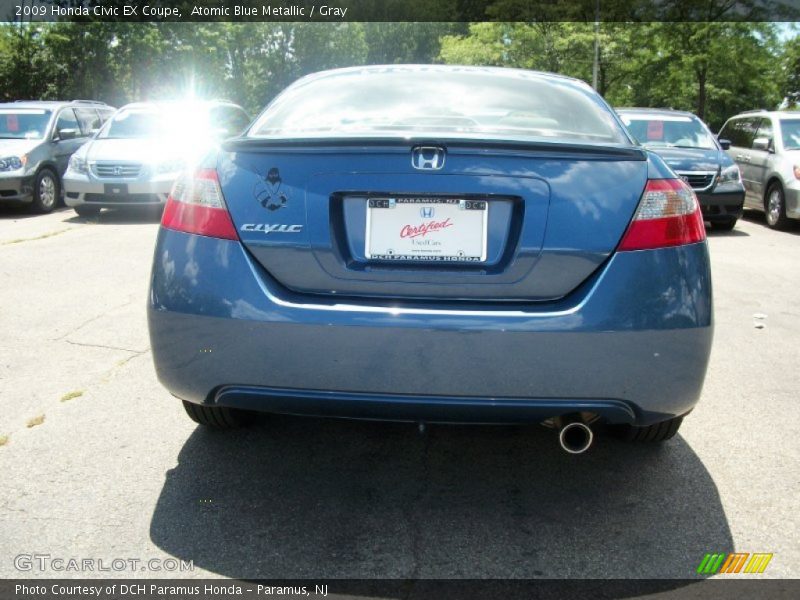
618,178 -> 706,251
161,168 -> 238,240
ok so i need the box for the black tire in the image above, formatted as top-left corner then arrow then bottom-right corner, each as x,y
182,400 -> 254,429
146,204 -> 165,221
764,182 -> 791,230
74,205 -> 100,218
712,218 -> 737,232
31,168 -> 60,214
612,416 -> 683,443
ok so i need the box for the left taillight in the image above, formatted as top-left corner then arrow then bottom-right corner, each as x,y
161,168 -> 238,240
618,178 -> 706,252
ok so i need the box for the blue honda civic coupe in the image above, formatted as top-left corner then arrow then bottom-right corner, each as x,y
148,66 -> 712,454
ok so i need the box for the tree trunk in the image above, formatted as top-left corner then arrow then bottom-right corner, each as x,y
696,68 -> 707,119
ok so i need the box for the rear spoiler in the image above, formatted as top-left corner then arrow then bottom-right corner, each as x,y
223,136 -> 647,161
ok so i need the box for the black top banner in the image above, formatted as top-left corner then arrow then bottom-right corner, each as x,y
2,0 -> 800,22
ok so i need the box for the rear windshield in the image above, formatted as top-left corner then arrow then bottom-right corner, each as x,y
620,113 -> 717,150
780,119 -> 800,150
249,68 -> 629,144
0,109 -> 52,140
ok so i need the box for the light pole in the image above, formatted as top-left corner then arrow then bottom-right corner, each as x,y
592,0 -> 600,90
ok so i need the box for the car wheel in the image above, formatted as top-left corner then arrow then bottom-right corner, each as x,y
31,169 -> 59,214
147,204 -> 165,221
182,400 -> 254,429
74,205 -> 100,218
612,416 -> 683,442
712,218 -> 737,232
765,183 -> 790,230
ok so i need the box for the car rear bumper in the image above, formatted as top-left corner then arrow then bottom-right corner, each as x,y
697,189 -> 745,222
63,175 -> 172,207
148,230 -> 713,427
0,174 -> 34,204
784,185 -> 800,219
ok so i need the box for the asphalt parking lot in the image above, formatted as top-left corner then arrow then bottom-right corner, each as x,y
1,206 -> 798,582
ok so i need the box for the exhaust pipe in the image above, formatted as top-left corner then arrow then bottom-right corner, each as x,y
558,420 -> 594,454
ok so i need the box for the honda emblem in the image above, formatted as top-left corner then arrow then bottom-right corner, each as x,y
411,147 -> 445,171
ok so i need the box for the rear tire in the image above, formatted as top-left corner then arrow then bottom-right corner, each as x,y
31,169 -> 59,214
182,400 -> 254,429
147,204 -> 165,221
613,416 -> 683,442
765,183 -> 790,230
74,205 -> 100,218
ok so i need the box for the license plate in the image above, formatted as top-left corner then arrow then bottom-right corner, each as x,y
365,197 -> 488,262
104,183 -> 128,196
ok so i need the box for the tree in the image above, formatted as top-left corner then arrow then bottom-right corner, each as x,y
439,21 -> 786,130
781,28 -> 800,107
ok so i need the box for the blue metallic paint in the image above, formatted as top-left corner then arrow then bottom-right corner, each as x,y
148,77 -> 713,428
148,225 -> 712,426
221,143 -> 650,301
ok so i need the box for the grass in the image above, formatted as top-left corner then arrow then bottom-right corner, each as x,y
60,390 -> 84,402
26,414 -> 45,428
0,434 -> 8,447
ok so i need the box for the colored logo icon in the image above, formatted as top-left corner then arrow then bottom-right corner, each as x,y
697,553 -> 773,575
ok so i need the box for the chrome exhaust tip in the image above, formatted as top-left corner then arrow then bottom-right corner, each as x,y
558,421 -> 594,454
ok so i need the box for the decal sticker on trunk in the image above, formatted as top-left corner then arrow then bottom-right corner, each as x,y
254,167 -> 289,211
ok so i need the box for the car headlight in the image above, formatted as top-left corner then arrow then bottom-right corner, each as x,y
156,159 -> 185,175
0,155 -> 26,171
68,154 -> 88,174
718,164 -> 741,185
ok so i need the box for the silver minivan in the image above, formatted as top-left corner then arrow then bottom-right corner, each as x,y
0,100 -> 114,213
63,100 -> 249,217
718,110 -> 800,229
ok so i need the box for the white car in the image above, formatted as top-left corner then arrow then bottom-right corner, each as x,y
63,100 -> 249,217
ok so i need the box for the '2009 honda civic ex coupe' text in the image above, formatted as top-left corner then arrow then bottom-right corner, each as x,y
147,66 -> 712,454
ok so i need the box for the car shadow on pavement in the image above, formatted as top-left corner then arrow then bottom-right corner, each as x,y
742,209 -> 800,234
150,415 -> 732,591
63,207 -> 163,225
705,226 -> 749,237
0,206 -> 70,220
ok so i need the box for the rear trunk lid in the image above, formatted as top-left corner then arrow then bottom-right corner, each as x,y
218,139 -> 647,301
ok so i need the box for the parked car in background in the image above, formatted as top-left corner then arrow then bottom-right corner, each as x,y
63,100 -> 250,217
0,100 -> 114,213
148,66 -> 713,454
617,108 -> 745,231
718,110 -> 800,229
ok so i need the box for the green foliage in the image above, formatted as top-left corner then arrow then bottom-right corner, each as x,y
0,22 -> 371,114
781,26 -> 800,106
441,21 -> 788,130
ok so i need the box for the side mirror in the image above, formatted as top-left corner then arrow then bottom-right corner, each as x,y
56,128 -> 79,141
718,138 -> 731,150
752,137 -> 771,152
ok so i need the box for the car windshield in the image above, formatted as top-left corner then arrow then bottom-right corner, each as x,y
98,105 -> 209,140
780,119 -> 800,150
620,114 -> 717,150
249,68 -> 630,144
0,109 -> 52,139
